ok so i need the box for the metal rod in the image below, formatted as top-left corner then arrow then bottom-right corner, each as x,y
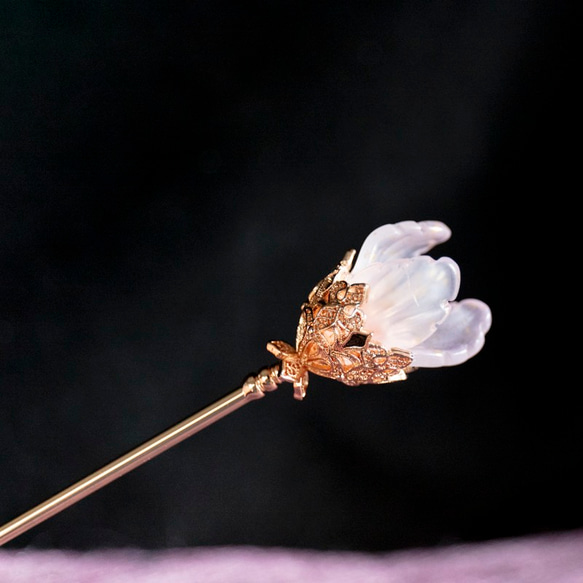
0,371 -> 276,547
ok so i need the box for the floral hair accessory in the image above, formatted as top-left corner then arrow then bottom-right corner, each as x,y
0,220 -> 492,546
268,220 -> 492,399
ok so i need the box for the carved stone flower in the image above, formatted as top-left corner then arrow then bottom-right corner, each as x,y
268,220 -> 492,399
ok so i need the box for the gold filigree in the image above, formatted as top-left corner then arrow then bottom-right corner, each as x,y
267,251 -> 413,400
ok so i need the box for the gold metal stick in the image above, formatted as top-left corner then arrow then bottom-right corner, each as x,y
0,365 -> 283,547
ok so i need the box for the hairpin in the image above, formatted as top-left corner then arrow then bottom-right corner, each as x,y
0,220 -> 491,546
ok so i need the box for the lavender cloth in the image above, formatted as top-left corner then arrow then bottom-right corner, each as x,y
1,531 -> 582,583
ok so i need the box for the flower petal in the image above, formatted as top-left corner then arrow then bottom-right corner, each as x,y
411,298 -> 492,367
347,256 -> 461,350
351,220 -> 451,273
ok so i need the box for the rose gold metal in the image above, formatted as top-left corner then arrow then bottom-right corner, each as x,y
0,250 -> 415,547
0,365 -> 283,547
268,250 -> 413,399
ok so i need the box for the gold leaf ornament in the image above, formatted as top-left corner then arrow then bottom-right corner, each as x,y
267,251 -> 414,400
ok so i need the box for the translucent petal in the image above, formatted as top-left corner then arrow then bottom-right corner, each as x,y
347,256 -> 461,349
351,220 -> 451,273
411,299 -> 492,367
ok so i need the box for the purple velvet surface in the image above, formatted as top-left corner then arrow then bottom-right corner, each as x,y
1,531 -> 582,583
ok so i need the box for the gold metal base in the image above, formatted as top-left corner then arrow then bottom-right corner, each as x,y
268,250 -> 412,400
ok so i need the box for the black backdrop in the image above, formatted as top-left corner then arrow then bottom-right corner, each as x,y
1,1 -> 578,551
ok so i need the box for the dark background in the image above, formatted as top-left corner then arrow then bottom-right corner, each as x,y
1,1 -> 578,551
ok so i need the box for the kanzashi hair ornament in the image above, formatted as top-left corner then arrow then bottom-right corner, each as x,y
0,220 -> 492,546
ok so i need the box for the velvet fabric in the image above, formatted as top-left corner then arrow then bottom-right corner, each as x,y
1,531 -> 582,583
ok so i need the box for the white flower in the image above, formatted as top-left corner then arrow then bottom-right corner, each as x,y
268,219 -> 491,399
341,220 -> 492,368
